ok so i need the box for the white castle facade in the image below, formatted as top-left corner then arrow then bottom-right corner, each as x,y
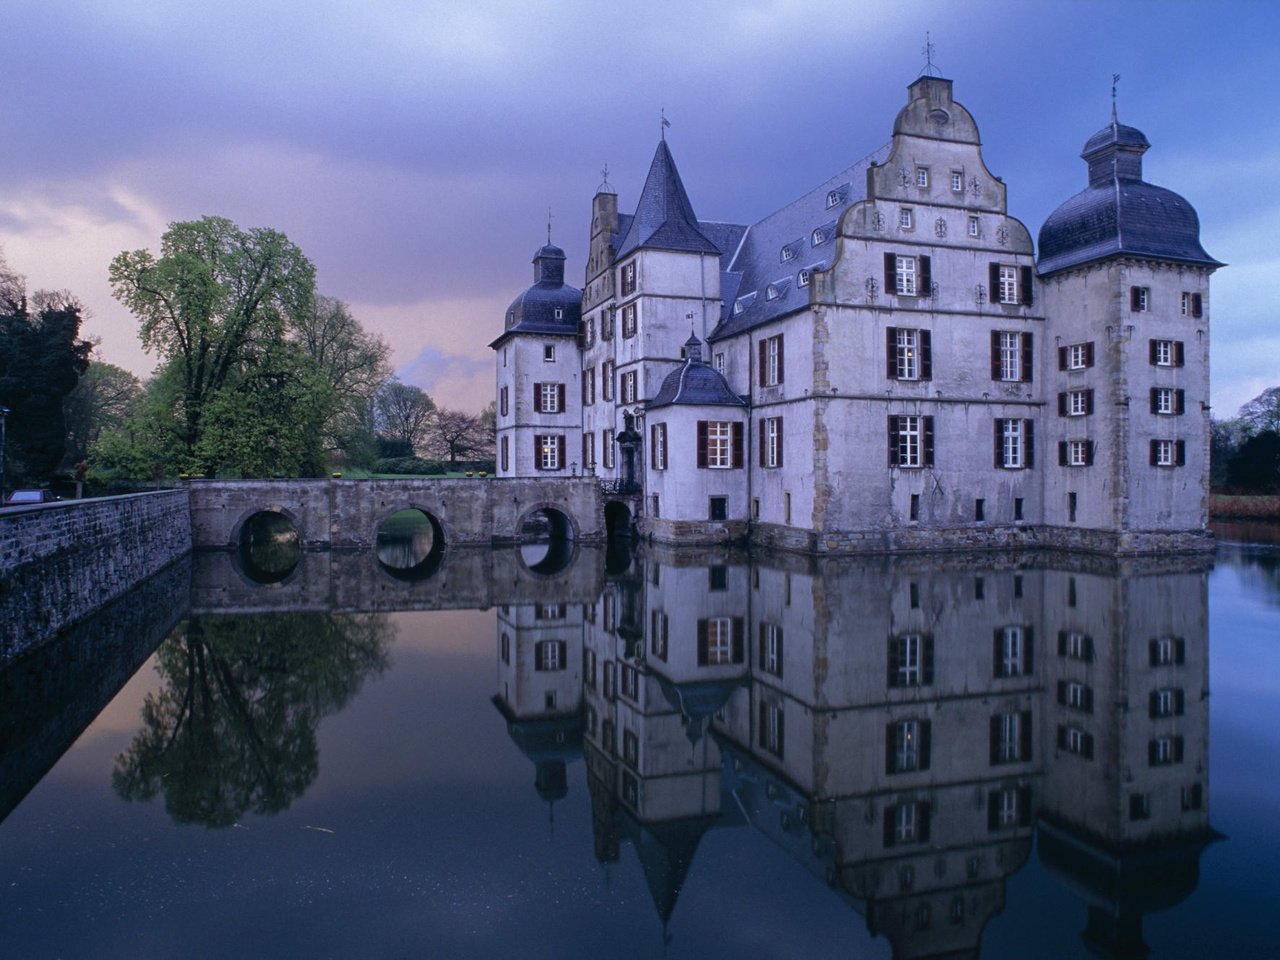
491,76 -> 1220,554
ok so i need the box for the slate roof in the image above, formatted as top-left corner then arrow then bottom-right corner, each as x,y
490,243 -> 582,348
648,347 -> 747,410
709,143 -> 892,341
615,140 -> 721,257
1038,121 -> 1221,276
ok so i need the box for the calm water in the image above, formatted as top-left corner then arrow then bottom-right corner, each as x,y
2,540 -> 1279,959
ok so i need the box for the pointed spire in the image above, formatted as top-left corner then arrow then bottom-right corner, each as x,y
615,140 -> 720,258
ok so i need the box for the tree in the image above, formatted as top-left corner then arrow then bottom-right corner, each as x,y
425,406 -> 487,465
0,255 -> 92,482
375,379 -> 435,455
109,216 -> 316,469
62,359 -> 141,467
1227,430 -> 1280,493
1239,387 -> 1280,438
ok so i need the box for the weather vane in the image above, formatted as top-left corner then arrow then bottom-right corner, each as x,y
661,108 -> 671,141
1111,73 -> 1121,121
598,163 -> 613,193
547,206 -> 553,245
920,33 -> 939,77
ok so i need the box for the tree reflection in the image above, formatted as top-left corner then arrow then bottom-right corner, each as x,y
113,612 -> 392,827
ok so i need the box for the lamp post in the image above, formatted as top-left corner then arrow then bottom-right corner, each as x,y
0,404 -> 9,504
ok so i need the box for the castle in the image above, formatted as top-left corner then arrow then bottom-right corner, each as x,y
491,75 -> 1220,554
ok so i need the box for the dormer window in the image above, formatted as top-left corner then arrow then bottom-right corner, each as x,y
733,300 -> 745,315
811,228 -> 824,245
766,284 -> 779,301
826,188 -> 844,208
554,307 -> 564,319
781,245 -> 795,262
798,269 -> 810,287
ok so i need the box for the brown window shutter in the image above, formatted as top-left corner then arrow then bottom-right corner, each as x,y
1085,390 -> 1094,415
886,327 -> 898,379
732,422 -> 744,468
1192,293 -> 1203,318
1174,341 -> 1185,366
1020,266 -> 1034,306
1175,389 -> 1185,415
777,336 -> 784,383
1150,388 -> 1159,415
1085,342 -> 1095,367
1176,440 -> 1186,466
886,723 -> 898,774
920,330 -> 932,380
1058,393 -> 1068,417
696,620 -> 709,664
697,420 -> 708,469
1086,442 -> 1095,466
1058,441 -> 1068,466
533,383 -> 543,413
990,331 -> 1002,380
989,262 -> 1000,299
1149,339 -> 1158,365
758,339 -> 766,387
1019,711 -> 1033,761
1025,420 -> 1035,467
1131,286 -> 1141,311
994,419 -> 1003,468
557,435 -> 565,466
888,416 -> 899,465
1021,333 -> 1033,382
759,420 -> 766,467
1150,440 -> 1159,466
650,425 -> 657,469
1058,346 -> 1068,371
533,435 -> 542,469
923,417 -> 935,467
884,252 -> 896,293
918,721 -> 931,771
919,256 -> 932,296
732,618 -> 745,662
777,418 -> 784,467
557,383 -> 565,412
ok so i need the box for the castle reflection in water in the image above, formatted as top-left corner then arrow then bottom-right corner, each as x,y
493,547 -> 1215,960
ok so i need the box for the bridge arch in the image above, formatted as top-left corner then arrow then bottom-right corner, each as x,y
234,507 -> 302,584
374,504 -> 447,581
516,503 -> 578,576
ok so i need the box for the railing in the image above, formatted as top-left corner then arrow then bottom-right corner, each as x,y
599,479 -> 642,496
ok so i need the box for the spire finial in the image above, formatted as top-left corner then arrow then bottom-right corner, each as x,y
660,108 -> 671,141
919,32 -> 940,77
597,163 -> 613,194
547,206 -> 553,245
1111,73 -> 1121,123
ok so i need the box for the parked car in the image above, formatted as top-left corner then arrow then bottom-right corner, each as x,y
4,488 -> 58,505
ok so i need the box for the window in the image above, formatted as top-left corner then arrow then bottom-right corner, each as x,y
950,170 -> 964,192
995,418 -> 1034,469
1059,631 -> 1094,662
1182,783 -> 1204,811
915,166 -> 929,188
500,436 -> 509,472
621,302 -> 637,338
885,801 -> 930,847
1068,491 -> 1078,521
620,370 -> 637,404
709,496 -> 727,521
989,263 -> 1034,306
888,633 -> 933,688
543,344 -> 555,362
697,617 -> 743,665
1060,341 -> 1096,370
583,647 -> 597,687
602,428 -> 615,469
988,787 -> 1030,831
534,434 -> 564,471
761,417 -> 784,468
500,632 -> 510,664
884,253 -> 930,298
650,611 -> 669,660
1130,286 -> 1150,312
765,284 -> 779,301
760,623 -> 784,678
899,207 -> 914,229
583,367 -> 595,406
1060,439 -> 1094,467
602,360 -> 614,400
620,261 -> 636,296
887,327 -> 931,381
797,268 -> 810,287
1181,291 -> 1204,318
784,492 -> 791,524
1149,736 -> 1185,766
650,422 -> 667,470
554,307 -> 564,320
994,626 -> 1033,677
968,215 -> 979,237
975,498 -> 985,521
582,432 -> 595,470
991,711 -> 1033,764
1150,439 -> 1186,467
759,335 -> 784,386
601,308 -> 614,341
826,189 -> 842,208
1059,389 -> 1094,417
622,729 -> 639,767
909,493 -> 919,521
534,640 -> 566,671
1058,680 -> 1094,713
534,381 -> 564,414
697,420 -> 744,469
1129,793 -> 1151,821
1151,388 -> 1185,416
1058,725 -> 1095,759
888,415 -> 934,468
584,317 -> 595,346
759,700 -> 785,758
991,330 -> 1033,382
1150,339 -> 1185,367
620,664 -> 639,702
781,244 -> 795,262
713,352 -> 726,373
500,385 -> 509,417
887,718 -> 930,773
1150,687 -> 1185,718
535,603 -> 564,620
1149,636 -> 1186,666
650,493 -> 659,517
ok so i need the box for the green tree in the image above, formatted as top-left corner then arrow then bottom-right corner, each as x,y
112,612 -> 392,828
61,358 -> 142,467
0,256 -> 92,483
109,216 -> 317,470
1239,387 -> 1280,437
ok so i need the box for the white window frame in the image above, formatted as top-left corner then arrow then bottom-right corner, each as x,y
713,352 -> 726,373
998,712 -> 1021,763
543,344 -> 555,362
706,421 -> 732,469
894,719 -> 920,772
1154,439 -> 1176,466
1154,388 -> 1176,415
1065,632 -> 1088,660
762,623 -> 783,676
999,331 -> 1022,381
1067,439 -> 1089,467
1066,726 -> 1088,754
896,328 -> 920,380
896,633 -> 921,687
1133,286 -> 1150,312
895,802 -> 918,843
1154,737 -> 1174,764
652,422 -> 666,470
537,640 -> 562,670
998,788 -> 1019,827
538,435 -> 561,470
1067,681 -> 1086,709
1067,343 -> 1089,369
1069,389 -> 1089,416
602,360 -> 614,401
950,170 -> 964,193
895,255 -> 917,296
706,617 -> 733,664
1155,688 -> 1175,716
602,428 -> 615,470
539,382 -> 560,414
1000,626 -> 1024,676
763,336 -> 782,386
899,207 -> 914,230
968,216 -> 980,237
621,370 -> 637,404
896,415 -> 924,468
763,417 -> 782,468
1153,340 -> 1174,366
1000,419 -> 1025,469
1155,637 -> 1175,665
998,266 -> 1019,305
915,166 -> 929,188
762,701 -> 784,756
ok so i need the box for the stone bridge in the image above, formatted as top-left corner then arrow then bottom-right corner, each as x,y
188,476 -> 616,551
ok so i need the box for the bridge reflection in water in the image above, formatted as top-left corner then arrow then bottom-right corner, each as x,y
0,543 -> 1228,958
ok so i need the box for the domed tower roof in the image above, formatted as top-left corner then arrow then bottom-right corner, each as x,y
490,241 -> 582,347
649,337 -> 746,410
1038,118 -> 1221,276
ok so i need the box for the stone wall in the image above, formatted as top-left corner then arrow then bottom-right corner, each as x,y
0,491 -> 191,661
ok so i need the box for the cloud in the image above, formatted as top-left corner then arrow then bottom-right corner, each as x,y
396,346 -> 493,415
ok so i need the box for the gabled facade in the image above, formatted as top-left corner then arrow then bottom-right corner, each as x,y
494,76 -> 1220,554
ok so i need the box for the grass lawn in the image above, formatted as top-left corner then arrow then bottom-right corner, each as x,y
1210,493 -> 1280,518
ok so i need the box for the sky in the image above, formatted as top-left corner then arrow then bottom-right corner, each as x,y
1,0 -> 1276,416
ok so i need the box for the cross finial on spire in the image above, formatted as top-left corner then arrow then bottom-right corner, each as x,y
660,108 -> 671,141
597,162 -> 613,193
547,206 -> 553,245
1111,73 -> 1121,123
920,32 -> 940,77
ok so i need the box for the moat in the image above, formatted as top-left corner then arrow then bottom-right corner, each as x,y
2,537 -> 1278,959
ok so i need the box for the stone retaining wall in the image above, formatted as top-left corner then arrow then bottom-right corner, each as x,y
0,491 -> 192,661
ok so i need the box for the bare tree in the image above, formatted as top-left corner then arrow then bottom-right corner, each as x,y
375,380 -> 435,455
425,407 -> 486,465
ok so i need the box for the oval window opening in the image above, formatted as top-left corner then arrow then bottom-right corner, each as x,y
519,508 -> 575,575
239,510 -> 300,584
376,508 -> 444,581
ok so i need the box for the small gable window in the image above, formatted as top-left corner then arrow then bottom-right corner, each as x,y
766,284 -> 779,301
811,228 -> 824,245
781,245 -> 795,262
797,269 -> 810,287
